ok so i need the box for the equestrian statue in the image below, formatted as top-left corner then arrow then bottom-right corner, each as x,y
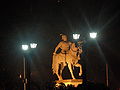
52,34 -> 83,80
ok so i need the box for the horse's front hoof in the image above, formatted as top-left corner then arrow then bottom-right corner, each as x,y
79,73 -> 82,76
72,77 -> 76,79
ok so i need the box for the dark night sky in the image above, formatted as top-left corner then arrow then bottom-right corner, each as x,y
0,0 -> 120,88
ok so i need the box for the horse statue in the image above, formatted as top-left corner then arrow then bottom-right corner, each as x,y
52,41 -> 83,80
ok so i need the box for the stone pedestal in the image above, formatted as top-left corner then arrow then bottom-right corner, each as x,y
55,79 -> 83,87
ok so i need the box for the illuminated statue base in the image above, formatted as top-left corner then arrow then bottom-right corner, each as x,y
55,79 -> 83,87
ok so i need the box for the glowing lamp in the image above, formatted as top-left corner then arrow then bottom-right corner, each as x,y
22,45 -> 29,51
89,32 -> 97,39
30,43 -> 37,48
73,34 -> 80,40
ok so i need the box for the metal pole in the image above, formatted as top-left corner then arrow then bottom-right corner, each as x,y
106,64 -> 109,87
23,56 -> 26,90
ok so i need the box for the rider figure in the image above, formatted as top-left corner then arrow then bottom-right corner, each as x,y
53,34 -> 72,55
53,34 -> 72,80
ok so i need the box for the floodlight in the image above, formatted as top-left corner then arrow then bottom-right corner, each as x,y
73,34 -> 80,40
22,45 -> 29,51
89,32 -> 97,39
30,43 -> 37,48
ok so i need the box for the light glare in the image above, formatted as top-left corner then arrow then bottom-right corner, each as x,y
90,32 -> 97,39
73,34 -> 80,40
30,43 -> 37,48
22,45 -> 29,50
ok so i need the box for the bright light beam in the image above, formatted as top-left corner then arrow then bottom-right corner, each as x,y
89,32 -> 97,39
73,34 -> 80,40
30,43 -> 37,48
22,45 -> 29,51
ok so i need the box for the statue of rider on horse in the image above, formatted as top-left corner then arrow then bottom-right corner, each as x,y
52,34 -> 83,80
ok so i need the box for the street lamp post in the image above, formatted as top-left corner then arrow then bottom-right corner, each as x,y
21,43 -> 37,90
23,56 -> 27,90
89,32 -> 109,86
106,64 -> 109,87
22,44 -> 29,90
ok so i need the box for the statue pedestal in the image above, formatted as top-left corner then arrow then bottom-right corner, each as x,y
55,79 -> 83,87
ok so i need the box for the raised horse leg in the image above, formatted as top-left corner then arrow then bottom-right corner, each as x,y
75,63 -> 82,76
68,63 -> 75,79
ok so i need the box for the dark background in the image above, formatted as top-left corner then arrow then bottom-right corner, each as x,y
0,0 -> 120,89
